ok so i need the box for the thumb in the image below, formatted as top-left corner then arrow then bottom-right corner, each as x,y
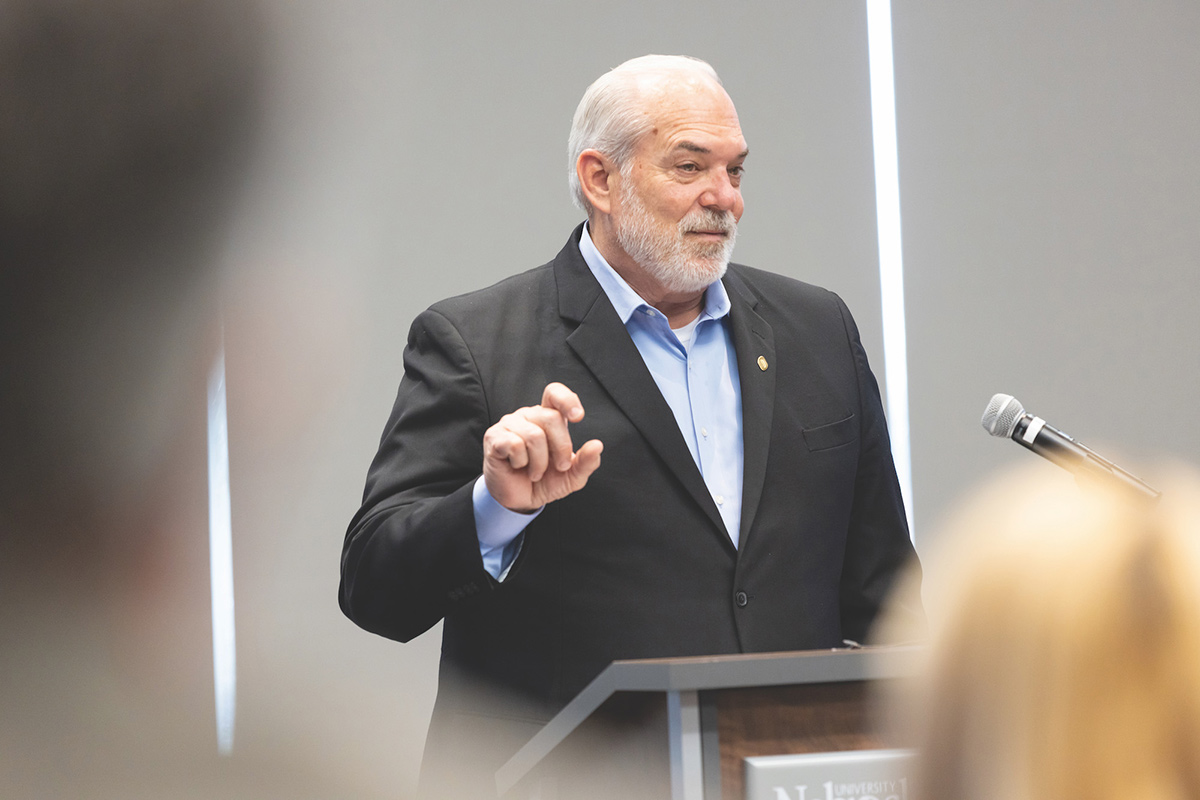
568,439 -> 603,484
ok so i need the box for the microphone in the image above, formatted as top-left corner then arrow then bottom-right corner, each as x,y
981,393 -> 1160,500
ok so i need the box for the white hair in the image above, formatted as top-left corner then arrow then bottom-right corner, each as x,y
567,55 -> 722,213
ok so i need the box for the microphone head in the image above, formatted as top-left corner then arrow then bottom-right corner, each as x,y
982,393 -> 1025,438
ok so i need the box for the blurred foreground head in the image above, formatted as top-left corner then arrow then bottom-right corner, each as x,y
878,464 -> 1200,800
0,0 -> 261,534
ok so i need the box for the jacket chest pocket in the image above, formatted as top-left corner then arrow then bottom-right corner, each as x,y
801,414 -> 856,452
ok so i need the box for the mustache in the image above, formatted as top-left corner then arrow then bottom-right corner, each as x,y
679,209 -> 737,236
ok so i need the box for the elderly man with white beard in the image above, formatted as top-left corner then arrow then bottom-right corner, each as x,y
339,54 -> 919,797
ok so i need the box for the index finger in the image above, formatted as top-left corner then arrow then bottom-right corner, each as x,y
540,382 -> 584,423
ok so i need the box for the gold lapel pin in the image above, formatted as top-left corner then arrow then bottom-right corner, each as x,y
757,355 -> 768,371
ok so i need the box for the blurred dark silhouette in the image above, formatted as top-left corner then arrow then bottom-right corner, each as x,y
0,0 -> 260,528
0,2 -> 362,796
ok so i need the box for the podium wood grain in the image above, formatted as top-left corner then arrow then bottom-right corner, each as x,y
714,682 -> 886,799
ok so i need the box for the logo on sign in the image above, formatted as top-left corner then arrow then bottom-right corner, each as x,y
773,778 -> 908,800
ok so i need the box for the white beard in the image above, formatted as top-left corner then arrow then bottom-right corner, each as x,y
614,179 -> 738,295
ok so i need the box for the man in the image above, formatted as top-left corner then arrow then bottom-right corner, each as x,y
340,55 -> 918,795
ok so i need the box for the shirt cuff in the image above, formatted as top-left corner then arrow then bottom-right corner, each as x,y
473,476 -> 541,580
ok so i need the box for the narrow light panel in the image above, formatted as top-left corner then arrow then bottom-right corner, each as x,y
866,0 -> 916,539
207,343 -> 236,754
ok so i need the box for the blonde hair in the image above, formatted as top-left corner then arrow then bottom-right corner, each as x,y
881,464 -> 1200,800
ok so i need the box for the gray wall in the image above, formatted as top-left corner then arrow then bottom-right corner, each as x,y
218,2 -> 1200,793
895,1 -> 1200,528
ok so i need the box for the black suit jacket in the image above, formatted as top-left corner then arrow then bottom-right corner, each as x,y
339,225 -> 917,791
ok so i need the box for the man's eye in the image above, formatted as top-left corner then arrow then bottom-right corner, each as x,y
729,166 -> 745,178
678,163 -> 699,172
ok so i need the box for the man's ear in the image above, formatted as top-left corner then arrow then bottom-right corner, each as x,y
577,150 -> 615,215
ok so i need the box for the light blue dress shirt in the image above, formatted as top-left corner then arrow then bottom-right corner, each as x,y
475,225 -> 745,579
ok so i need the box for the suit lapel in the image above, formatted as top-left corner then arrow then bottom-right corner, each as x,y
724,270 -> 776,547
553,231 -> 729,540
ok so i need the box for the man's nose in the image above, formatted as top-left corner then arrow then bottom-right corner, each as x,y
699,171 -> 740,213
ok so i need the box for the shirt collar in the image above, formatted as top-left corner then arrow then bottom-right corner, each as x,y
579,222 -> 731,325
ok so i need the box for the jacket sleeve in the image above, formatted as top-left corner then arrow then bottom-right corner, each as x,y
833,295 -> 924,643
339,307 -> 498,642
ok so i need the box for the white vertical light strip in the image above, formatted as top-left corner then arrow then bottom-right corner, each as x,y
207,341 -> 237,754
866,0 -> 915,539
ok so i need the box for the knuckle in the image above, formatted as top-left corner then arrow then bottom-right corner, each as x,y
524,407 -> 556,428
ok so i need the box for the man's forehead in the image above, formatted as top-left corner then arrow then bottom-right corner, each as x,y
632,78 -> 745,145
631,70 -> 732,114
668,140 -> 750,159
651,119 -> 748,160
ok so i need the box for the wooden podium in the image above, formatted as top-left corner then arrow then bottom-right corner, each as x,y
495,646 -> 921,800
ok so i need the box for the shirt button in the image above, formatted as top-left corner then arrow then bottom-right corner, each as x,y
734,591 -> 749,608
700,427 -> 708,438
715,494 -> 724,505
